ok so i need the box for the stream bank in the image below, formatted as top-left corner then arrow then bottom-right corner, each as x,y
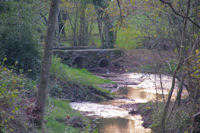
70,72 -> 187,133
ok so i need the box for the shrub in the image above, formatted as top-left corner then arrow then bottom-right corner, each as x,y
0,63 -> 37,132
0,1 -> 42,77
0,24 -> 41,76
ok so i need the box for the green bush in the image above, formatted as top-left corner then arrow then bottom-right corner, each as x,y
140,102 -> 192,132
0,24 -> 41,76
0,1 -> 42,77
0,64 -> 37,133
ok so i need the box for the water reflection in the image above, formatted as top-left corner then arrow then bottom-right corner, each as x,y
70,73 -> 185,133
126,87 -> 164,103
97,117 -> 151,133
116,87 -> 165,103
70,102 -> 129,118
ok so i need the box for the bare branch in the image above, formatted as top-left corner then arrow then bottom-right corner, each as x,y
116,0 -> 122,20
159,0 -> 200,28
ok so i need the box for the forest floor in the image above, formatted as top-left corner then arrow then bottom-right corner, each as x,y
98,49 -> 177,74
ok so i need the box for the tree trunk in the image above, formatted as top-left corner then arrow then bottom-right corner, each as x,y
104,12 -> 115,48
93,0 -> 115,49
79,3 -> 87,46
161,61 -> 182,132
176,74 -> 185,106
95,5 -> 105,48
58,10 -> 66,40
35,0 -> 59,128
73,3 -> 78,46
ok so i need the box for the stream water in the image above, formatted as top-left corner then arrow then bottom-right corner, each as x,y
70,73 -> 187,133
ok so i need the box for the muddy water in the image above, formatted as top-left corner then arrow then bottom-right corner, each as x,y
97,117 -> 151,133
70,73 -> 186,133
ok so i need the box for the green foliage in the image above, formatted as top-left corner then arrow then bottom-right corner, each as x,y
0,63 -> 37,133
116,26 -> 143,49
51,56 -> 111,86
50,56 -> 113,101
90,14 -> 149,49
139,101 -> 192,132
116,14 -> 149,49
90,24 -> 102,47
45,98 -> 91,133
0,66 -> 20,132
148,103 -> 164,131
0,1 -> 43,77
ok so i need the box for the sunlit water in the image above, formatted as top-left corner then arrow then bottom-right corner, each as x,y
70,73 -> 187,133
97,117 -> 151,133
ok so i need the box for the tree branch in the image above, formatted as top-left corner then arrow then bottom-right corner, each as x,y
116,0 -> 122,20
159,0 -> 200,28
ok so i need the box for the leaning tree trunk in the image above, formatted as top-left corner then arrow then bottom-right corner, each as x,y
35,0 -> 59,129
160,61 -> 182,132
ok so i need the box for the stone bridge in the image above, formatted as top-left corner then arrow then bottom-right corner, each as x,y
53,47 -> 123,69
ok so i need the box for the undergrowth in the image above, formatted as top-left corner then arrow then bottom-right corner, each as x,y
138,101 -> 192,133
45,98 -> 93,133
0,61 -> 38,133
50,56 -> 114,101
51,56 -> 111,86
0,58 -> 103,132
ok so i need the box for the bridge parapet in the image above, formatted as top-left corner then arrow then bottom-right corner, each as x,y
53,48 -> 123,68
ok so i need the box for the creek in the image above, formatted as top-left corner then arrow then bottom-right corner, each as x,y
70,73 -> 186,133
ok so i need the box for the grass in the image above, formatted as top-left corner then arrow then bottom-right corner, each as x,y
89,14 -> 150,50
62,5 -> 168,51
45,98 -> 90,133
50,56 -> 114,97
51,56 -> 111,86
116,26 -> 143,49
115,14 -> 147,49
62,10 -> 160,50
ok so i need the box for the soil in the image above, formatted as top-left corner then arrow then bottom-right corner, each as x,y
119,103 -> 153,128
93,49 -> 177,73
